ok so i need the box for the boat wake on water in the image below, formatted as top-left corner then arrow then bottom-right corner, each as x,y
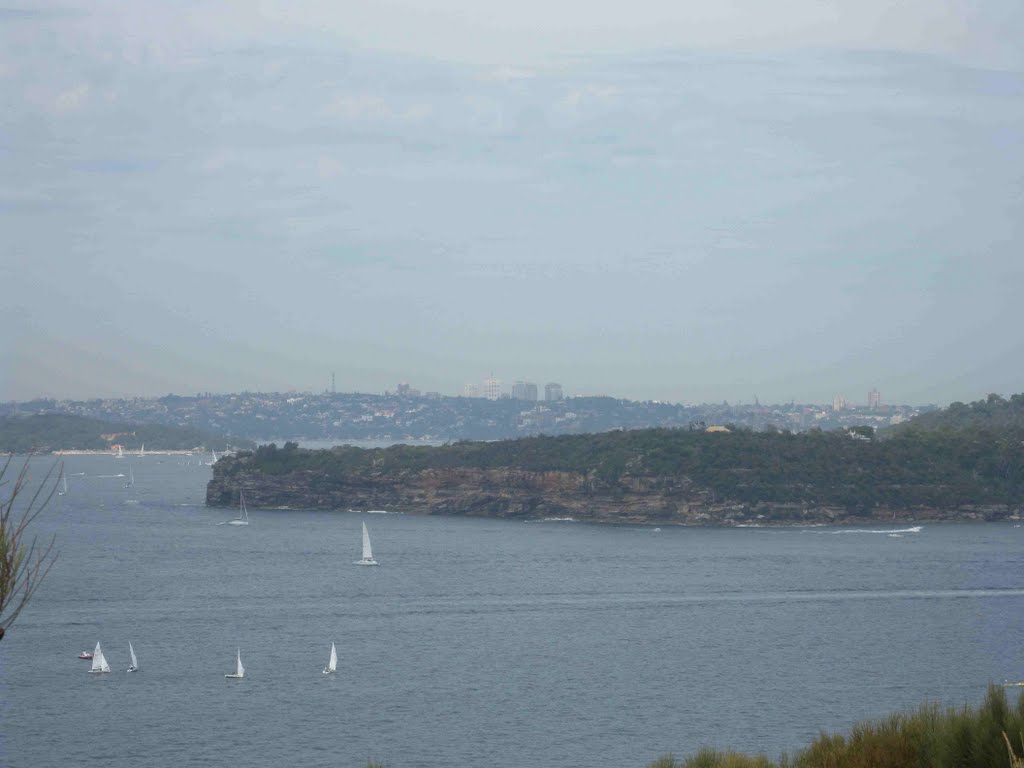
804,525 -> 924,535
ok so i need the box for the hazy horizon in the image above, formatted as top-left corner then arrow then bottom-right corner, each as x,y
3,2 -> 1022,406
0,380 -> 1002,410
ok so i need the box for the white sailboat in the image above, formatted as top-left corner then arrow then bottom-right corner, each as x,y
58,472 -> 68,496
89,642 -> 111,674
124,465 -> 134,488
225,648 -> 245,679
208,449 -> 218,466
115,445 -> 124,459
138,444 -> 145,458
220,492 -> 249,526
354,522 -> 378,566
126,641 -> 139,672
322,642 -> 337,675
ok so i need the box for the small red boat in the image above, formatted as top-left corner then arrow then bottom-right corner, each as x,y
78,651 -> 93,660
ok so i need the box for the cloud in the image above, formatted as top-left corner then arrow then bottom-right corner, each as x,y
53,82 -> 90,113
489,65 -> 536,81
324,93 -> 433,123
316,154 -> 343,179
560,84 -> 622,109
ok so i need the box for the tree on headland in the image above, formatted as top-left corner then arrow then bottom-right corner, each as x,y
0,455 -> 58,640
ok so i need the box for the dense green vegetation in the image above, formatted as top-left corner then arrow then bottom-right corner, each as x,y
0,414 -> 252,453
646,685 -> 1024,768
895,393 -> 1024,433
234,415 -> 1024,511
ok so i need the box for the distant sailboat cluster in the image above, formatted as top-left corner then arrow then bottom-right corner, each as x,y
75,454 -> 379,682
216,499 -> 381,569
83,642 -> 339,680
83,642 -> 133,674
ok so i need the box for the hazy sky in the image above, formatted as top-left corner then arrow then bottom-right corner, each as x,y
2,2 -> 1023,405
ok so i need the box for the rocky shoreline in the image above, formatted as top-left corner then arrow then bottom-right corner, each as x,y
206,463 -> 1021,526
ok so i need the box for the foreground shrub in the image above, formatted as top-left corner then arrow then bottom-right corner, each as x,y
647,685 -> 1024,768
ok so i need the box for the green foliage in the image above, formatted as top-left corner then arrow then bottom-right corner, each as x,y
646,686 -> 1024,768
235,422 -> 1024,512
897,393 -> 1024,433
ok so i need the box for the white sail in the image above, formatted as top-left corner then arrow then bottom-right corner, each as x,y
225,492 -> 249,526
90,642 -> 110,673
125,466 -> 134,488
116,446 -> 124,458
59,472 -> 68,496
323,642 -> 337,674
139,444 -> 145,457
225,648 -> 245,678
362,523 -> 373,560
128,641 -> 138,671
355,522 -> 378,565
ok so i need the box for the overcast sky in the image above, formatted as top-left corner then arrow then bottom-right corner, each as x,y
2,1 -> 1022,405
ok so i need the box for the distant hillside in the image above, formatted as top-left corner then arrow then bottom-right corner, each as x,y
0,414 -> 254,454
208,425 -> 1024,524
897,393 -> 1024,432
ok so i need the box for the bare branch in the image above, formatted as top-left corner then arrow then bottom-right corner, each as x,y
0,454 -> 60,639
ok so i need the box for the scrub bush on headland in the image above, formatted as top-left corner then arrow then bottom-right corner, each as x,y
238,420 -> 1024,513
647,684 -> 1024,768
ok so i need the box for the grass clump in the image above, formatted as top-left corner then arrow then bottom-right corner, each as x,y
647,685 -> 1024,768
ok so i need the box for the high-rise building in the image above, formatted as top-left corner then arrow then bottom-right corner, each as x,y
463,383 -> 480,398
511,381 -> 538,401
545,382 -> 564,402
868,388 -> 881,409
482,377 -> 502,401
832,394 -> 846,412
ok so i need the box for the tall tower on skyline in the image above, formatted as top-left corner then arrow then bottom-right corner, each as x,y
482,376 -> 502,401
511,381 -> 538,401
545,382 -> 564,402
868,388 -> 881,409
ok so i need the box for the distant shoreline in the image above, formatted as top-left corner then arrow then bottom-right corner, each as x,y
52,449 -> 206,456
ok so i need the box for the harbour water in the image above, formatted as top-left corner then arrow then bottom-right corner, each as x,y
2,453 -> 1023,767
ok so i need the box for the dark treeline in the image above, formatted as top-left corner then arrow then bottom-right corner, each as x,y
0,414 -> 253,453
893,393 -> 1024,433
234,416 -> 1024,512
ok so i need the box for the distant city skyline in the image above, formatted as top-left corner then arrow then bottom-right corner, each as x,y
7,376 -> 992,409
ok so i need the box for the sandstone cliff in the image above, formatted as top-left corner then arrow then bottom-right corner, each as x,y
206,456 -> 1016,525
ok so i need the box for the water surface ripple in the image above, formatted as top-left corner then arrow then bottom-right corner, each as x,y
3,454 -> 1023,767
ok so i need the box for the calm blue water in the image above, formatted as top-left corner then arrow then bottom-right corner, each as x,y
2,453 -> 1024,768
